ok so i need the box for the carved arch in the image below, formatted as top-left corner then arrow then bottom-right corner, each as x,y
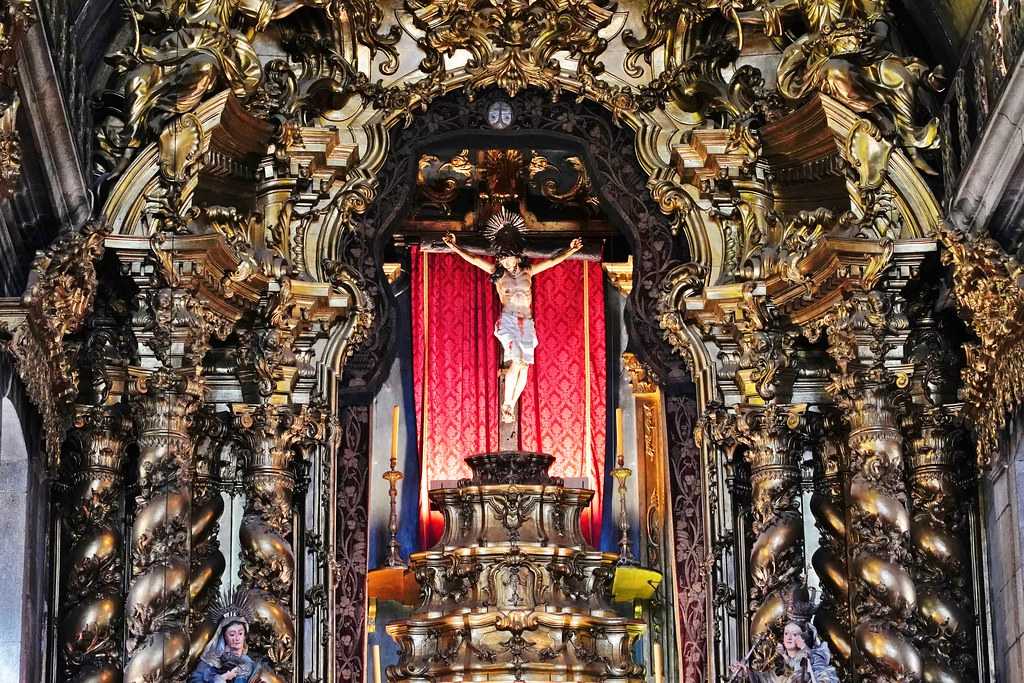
326,87 -> 698,396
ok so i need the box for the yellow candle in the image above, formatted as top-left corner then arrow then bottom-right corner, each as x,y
652,642 -> 664,683
616,408 -> 624,464
390,405 -> 400,468
373,644 -> 383,683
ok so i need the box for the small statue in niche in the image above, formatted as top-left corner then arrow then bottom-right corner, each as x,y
191,590 -> 266,683
729,588 -> 839,683
443,208 -> 582,423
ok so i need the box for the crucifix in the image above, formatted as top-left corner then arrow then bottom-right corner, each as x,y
443,208 -> 582,448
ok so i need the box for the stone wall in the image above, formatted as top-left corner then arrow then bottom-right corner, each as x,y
0,363 -> 48,683
985,413 -> 1024,681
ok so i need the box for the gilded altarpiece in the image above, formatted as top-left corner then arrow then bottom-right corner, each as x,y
0,0 -> 1018,682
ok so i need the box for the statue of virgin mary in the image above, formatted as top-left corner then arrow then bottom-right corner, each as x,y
190,590 -> 266,683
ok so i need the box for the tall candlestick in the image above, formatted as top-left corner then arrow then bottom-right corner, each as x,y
616,407 -> 624,465
385,404 -> 405,567
373,644 -> 383,683
612,408 -> 634,565
390,404 -> 400,468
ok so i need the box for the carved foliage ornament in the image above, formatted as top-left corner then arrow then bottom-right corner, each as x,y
405,0 -> 614,101
0,0 -> 33,199
938,224 -> 1024,468
3,220 -> 109,467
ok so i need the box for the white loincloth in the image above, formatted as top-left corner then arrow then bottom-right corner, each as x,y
494,309 -> 538,365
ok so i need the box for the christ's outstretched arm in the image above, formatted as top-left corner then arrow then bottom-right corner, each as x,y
443,233 -> 496,273
529,237 -> 583,276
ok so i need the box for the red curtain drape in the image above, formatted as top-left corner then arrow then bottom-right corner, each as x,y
411,248 -> 606,545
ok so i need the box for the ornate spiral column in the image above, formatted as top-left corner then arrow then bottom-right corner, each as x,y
808,414 -> 853,677
234,402 -> 328,683
907,407 -> 974,682
59,404 -> 131,683
188,409 -> 229,664
825,299 -> 921,681
734,404 -> 805,666
124,369 -> 205,683
108,230 -> 268,683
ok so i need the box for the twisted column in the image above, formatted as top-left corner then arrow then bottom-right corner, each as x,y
234,403 -> 327,683
735,404 -> 805,667
124,370 -> 204,683
188,410 -> 228,665
59,405 -> 130,683
908,408 -> 974,682
844,376 -> 920,679
808,414 -> 853,677
825,298 -> 921,680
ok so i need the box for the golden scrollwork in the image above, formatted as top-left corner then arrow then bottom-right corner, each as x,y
0,0 -> 34,198
938,224 -> 1024,468
418,150 -> 475,215
2,220 -> 109,467
404,0 -> 615,100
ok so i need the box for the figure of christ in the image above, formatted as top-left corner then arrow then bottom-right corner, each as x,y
442,230 -> 583,424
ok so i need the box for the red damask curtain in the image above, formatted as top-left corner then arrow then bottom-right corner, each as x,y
411,248 -> 606,545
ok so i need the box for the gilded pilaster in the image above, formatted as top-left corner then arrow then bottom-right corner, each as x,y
59,404 -> 131,683
124,368 -> 205,683
823,298 -> 921,681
